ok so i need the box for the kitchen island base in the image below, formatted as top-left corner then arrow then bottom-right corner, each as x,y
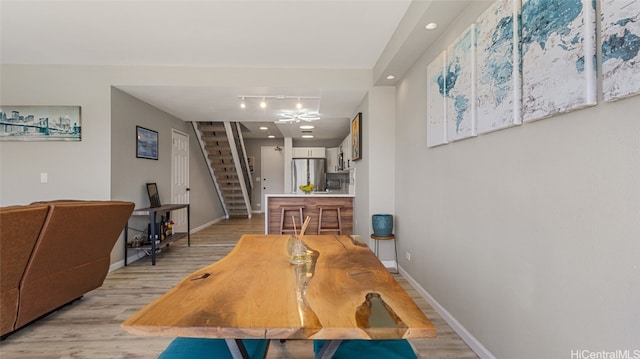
265,195 -> 354,235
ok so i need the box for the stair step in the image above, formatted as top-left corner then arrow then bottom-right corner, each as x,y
205,147 -> 232,153
215,171 -> 239,175
209,155 -> 233,160
221,189 -> 242,193
198,125 -> 226,132
205,144 -> 231,150
201,136 -> 229,142
209,154 -> 233,159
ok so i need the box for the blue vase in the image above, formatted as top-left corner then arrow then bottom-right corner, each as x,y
372,214 -> 393,236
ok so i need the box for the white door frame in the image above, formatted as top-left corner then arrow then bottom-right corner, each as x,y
171,129 -> 189,233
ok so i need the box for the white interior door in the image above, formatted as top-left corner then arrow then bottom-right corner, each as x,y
171,129 -> 189,233
260,146 -> 285,212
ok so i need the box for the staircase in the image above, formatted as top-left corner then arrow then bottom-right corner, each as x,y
193,121 -> 253,218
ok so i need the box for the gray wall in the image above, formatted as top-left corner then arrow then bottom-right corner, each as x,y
394,2 -> 640,358
111,88 -> 224,263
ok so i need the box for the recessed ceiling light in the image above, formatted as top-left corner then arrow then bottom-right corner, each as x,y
268,135 -> 275,138
386,75 -> 395,80
259,126 -> 268,130
300,125 -> 315,129
425,22 -> 438,30
302,135 -> 314,139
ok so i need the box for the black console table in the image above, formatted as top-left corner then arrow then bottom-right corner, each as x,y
124,204 -> 190,266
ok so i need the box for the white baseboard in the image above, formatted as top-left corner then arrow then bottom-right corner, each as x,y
381,260 -> 398,271
110,215 -> 226,272
399,266 -> 496,359
190,216 -> 225,233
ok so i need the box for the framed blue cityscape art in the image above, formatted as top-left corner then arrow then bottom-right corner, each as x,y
0,106 -> 81,141
521,0 -> 597,122
136,126 -> 158,160
475,0 -> 522,134
601,0 -> 640,102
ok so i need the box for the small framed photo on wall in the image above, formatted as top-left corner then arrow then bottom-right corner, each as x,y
136,126 -> 158,160
351,112 -> 362,161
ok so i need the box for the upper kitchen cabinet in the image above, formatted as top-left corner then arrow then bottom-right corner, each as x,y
326,147 -> 339,173
292,147 -> 326,158
339,135 -> 352,169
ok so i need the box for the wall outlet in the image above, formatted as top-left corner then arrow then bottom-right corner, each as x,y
405,251 -> 411,261
40,172 -> 48,183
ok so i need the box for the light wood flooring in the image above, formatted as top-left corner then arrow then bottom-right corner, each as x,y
0,214 -> 478,359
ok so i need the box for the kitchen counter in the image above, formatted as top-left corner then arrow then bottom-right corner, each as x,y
265,194 -> 354,234
266,193 -> 354,198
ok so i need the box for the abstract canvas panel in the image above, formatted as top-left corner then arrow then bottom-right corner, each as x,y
601,0 -> 640,102
476,0 -> 522,134
427,51 -> 448,148
445,24 -> 477,141
521,0 -> 597,122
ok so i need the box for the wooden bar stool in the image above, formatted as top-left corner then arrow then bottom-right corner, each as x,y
279,206 -> 304,234
317,205 -> 343,234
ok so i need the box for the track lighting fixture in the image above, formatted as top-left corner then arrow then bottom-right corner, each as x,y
237,95 -> 319,110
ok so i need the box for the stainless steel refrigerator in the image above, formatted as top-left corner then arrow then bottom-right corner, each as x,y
292,158 -> 326,194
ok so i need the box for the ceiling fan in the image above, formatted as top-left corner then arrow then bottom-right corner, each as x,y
277,111 -> 321,123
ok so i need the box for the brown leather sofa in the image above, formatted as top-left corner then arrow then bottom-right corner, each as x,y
0,200 -> 134,337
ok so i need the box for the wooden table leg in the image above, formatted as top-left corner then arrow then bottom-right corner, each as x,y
316,340 -> 342,359
225,339 -> 250,359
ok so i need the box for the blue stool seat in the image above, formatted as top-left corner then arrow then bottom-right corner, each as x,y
313,339 -> 417,359
159,337 -> 270,359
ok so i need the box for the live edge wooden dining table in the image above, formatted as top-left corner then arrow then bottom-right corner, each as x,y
122,234 -> 436,358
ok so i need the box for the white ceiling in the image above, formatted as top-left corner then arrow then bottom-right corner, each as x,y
0,0 -> 469,142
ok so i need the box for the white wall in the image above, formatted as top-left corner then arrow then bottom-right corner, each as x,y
352,87 -> 398,262
394,2 -> 640,358
367,87 -> 396,260
1,66 -> 114,205
244,138 -> 285,211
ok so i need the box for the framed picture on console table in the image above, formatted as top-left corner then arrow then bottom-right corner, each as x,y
136,126 -> 158,160
351,112 -> 362,161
